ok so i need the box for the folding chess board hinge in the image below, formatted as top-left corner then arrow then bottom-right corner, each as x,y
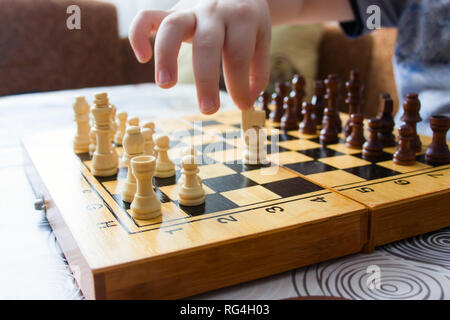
33,193 -> 47,212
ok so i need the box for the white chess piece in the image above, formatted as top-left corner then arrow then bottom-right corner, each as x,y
241,108 -> 268,165
91,92 -> 118,176
114,112 -> 127,146
178,155 -> 205,206
73,96 -> 90,153
130,155 -> 162,219
154,135 -> 175,178
178,146 -> 201,185
141,127 -> 155,156
121,126 -> 144,203
128,117 -> 139,127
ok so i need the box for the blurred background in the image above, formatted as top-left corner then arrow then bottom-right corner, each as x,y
0,0 -> 398,117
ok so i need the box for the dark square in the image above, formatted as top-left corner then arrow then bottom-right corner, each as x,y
178,193 -> 239,216
344,164 -> 400,181
95,172 -> 119,183
298,147 -> 344,160
352,151 -> 393,163
262,177 -> 323,198
266,144 -> 289,154
231,123 -> 241,129
285,160 -> 338,175
111,193 -> 131,210
223,161 -> 272,173
153,173 -> 180,187
203,174 -> 258,192
154,188 -> 174,204
415,153 -> 440,166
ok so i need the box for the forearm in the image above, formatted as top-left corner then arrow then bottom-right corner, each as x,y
266,0 -> 354,25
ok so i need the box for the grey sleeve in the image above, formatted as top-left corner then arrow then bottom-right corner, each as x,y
340,0 -> 408,38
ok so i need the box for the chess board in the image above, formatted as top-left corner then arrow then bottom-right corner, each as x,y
23,110 -> 449,300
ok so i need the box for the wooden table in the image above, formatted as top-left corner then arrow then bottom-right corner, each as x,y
1,84 -> 449,299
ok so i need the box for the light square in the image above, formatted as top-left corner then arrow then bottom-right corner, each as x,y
268,151 -> 313,165
287,130 -> 318,139
198,163 -> 237,179
376,160 -> 431,173
222,185 -> 281,206
207,148 -> 243,163
278,139 -> 321,151
242,166 -> 298,184
326,143 -> 363,155
180,134 -> 221,146
318,155 -> 371,169
306,170 -> 366,187
103,180 -> 122,194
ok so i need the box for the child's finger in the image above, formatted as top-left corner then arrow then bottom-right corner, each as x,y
192,21 -> 225,115
128,10 -> 170,63
249,26 -> 271,102
222,24 -> 257,110
154,12 -> 196,88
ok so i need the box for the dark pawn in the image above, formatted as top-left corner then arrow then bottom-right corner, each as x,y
345,113 -> 365,149
344,70 -> 363,137
269,91 -> 284,122
400,93 -> 422,152
377,93 -> 396,147
311,80 -> 326,126
281,96 -> 299,131
291,74 -> 306,122
320,106 -> 340,145
363,118 -> 384,160
425,115 -> 450,165
324,74 -> 342,132
258,91 -> 271,119
394,124 -> 416,166
300,102 -> 317,134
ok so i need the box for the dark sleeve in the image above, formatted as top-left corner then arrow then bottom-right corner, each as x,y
340,0 -> 407,38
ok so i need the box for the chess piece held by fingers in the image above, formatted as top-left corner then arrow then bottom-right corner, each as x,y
345,113 -> 365,149
130,155 -> 161,220
178,155 -> 205,206
363,118 -> 384,160
425,115 -> 450,165
394,124 -> 416,165
91,92 -> 118,177
121,126 -> 144,203
73,96 -> 90,153
155,135 -> 175,178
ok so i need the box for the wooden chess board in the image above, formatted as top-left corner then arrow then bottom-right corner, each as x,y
23,110 -> 450,300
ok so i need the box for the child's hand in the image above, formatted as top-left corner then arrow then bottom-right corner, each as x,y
129,0 -> 272,114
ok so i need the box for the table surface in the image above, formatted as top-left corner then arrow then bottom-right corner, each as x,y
1,83 -> 448,300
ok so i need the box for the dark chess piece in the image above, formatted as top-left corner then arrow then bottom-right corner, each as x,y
299,102 -> 317,134
258,91 -> 271,118
269,91 -> 284,122
291,74 -> 306,122
425,115 -> 450,165
344,70 -> 363,137
281,96 -> 299,131
377,93 -> 396,147
311,80 -> 326,126
394,124 -> 416,165
345,113 -> 365,149
400,93 -> 422,152
320,105 -> 340,145
363,118 -> 384,160
324,74 -> 342,132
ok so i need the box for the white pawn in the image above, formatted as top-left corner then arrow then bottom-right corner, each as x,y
178,146 -> 201,185
121,126 -> 144,203
154,135 -> 175,178
141,128 -> 155,156
130,155 -> 161,219
128,117 -> 139,127
178,155 -> 205,206
73,96 -> 90,153
114,112 -> 127,146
